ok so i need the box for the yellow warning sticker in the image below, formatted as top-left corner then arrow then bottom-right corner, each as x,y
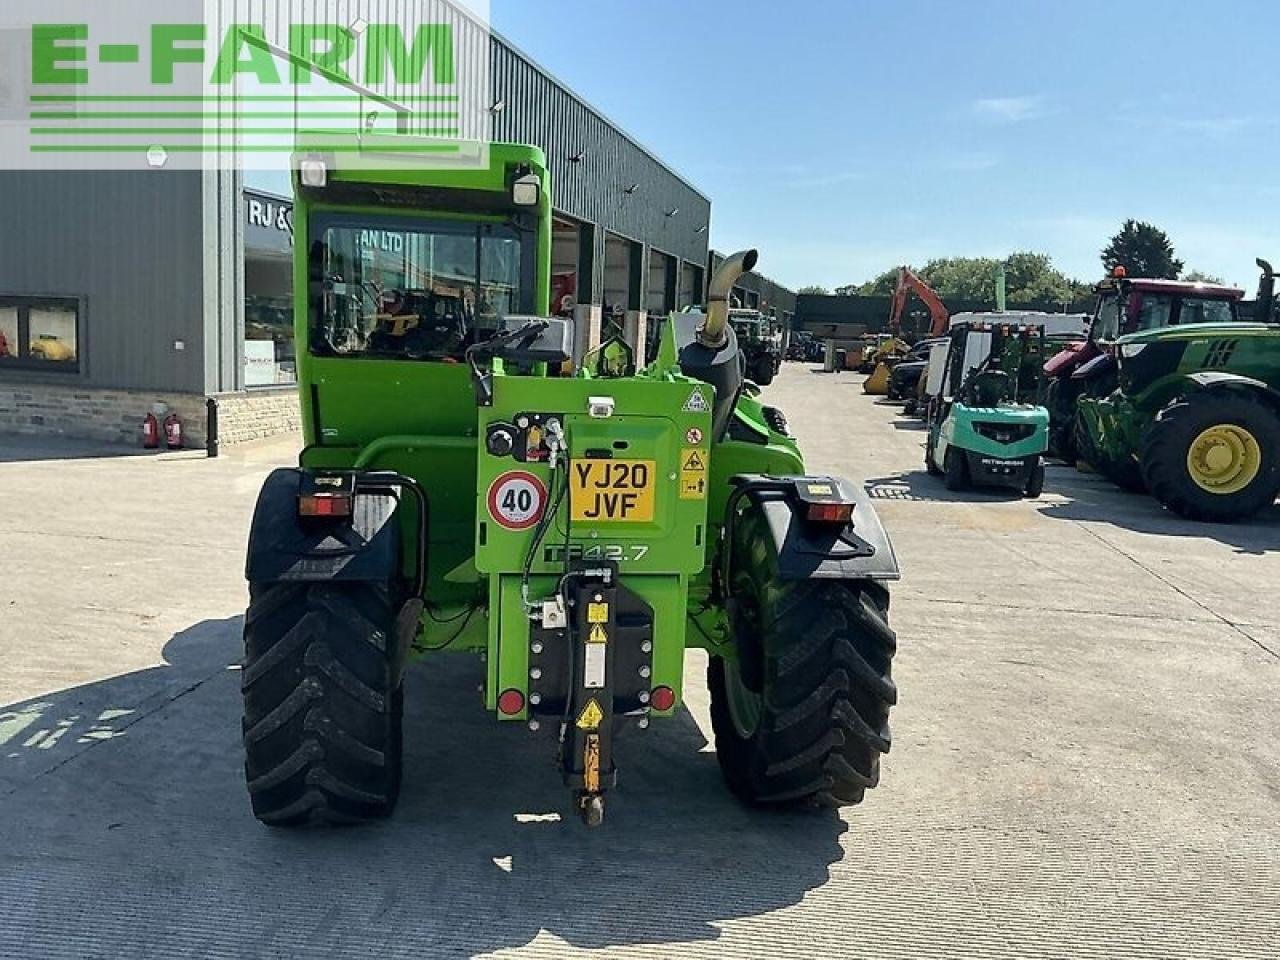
679,447 -> 709,501
681,448 -> 706,472
589,623 -> 609,644
576,698 -> 604,730
587,602 -> 609,623
807,483 -> 834,496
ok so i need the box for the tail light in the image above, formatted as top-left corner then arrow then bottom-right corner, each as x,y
497,689 -> 526,716
650,686 -> 676,712
298,493 -> 352,517
807,502 -> 854,524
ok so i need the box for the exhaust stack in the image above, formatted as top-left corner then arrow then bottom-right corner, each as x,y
1257,258 -> 1275,322
698,248 -> 759,348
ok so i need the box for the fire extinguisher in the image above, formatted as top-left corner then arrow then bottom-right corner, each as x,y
142,412 -> 160,449
163,412 -> 183,450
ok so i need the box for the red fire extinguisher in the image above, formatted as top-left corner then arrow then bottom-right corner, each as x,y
163,412 -> 183,450
142,412 -> 160,449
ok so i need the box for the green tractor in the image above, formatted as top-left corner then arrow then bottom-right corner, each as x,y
925,320 -> 1049,496
241,135 -> 900,827
1043,268 -> 1247,481
1073,260 -> 1280,521
728,308 -> 782,386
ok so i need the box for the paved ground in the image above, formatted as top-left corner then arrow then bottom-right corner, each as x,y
2,363 -> 1278,959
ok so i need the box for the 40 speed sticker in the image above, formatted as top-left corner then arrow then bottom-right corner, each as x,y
487,471 -> 548,530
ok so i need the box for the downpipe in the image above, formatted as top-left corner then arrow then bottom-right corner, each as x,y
698,249 -> 759,349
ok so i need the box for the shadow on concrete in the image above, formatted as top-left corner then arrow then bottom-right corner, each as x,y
0,617 -> 846,958
864,469 -> 1028,504
0,434 -> 156,463
1038,467 -> 1280,555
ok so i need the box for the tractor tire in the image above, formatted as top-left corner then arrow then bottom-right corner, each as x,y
708,506 -> 896,807
753,358 -> 775,386
1139,393 -> 1280,523
943,446 -> 968,490
1045,379 -> 1076,462
242,581 -> 404,826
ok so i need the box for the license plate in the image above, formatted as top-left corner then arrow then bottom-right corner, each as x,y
570,459 -> 656,522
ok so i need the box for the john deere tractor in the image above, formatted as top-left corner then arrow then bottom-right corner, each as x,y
1074,260 -> 1280,521
241,135 -> 900,827
1044,268 -> 1246,483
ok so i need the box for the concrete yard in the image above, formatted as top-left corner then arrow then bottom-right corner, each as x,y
1,362 -> 1278,959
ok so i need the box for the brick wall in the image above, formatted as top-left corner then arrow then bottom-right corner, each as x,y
212,389 -> 301,446
0,383 -> 301,449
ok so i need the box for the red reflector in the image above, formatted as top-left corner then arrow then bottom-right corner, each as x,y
650,685 -> 676,712
298,494 -> 352,517
807,502 -> 854,524
497,689 -> 525,716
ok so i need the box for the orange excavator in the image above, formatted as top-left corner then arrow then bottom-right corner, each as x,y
887,266 -> 950,337
863,267 -> 950,394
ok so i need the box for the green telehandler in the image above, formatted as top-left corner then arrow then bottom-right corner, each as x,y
241,135 -> 900,827
1073,259 -> 1280,522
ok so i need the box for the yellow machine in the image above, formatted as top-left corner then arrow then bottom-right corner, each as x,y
862,337 -> 910,395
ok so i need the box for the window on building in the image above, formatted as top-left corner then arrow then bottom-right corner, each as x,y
0,297 -> 80,372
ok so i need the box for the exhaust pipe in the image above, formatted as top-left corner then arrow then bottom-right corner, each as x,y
1257,258 -> 1275,322
698,248 -> 758,348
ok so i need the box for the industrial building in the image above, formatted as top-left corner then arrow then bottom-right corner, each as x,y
0,26 -> 715,448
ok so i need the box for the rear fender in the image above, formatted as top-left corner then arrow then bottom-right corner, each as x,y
725,474 -> 900,582
245,467 -> 416,586
1181,371 -> 1280,411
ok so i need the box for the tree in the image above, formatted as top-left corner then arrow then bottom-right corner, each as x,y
1101,219 -> 1184,279
835,254 -> 1089,305
796,285 -> 830,295
1183,269 -> 1224,284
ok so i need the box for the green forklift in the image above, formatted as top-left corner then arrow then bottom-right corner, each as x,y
925,320 -> 1049,496
241,134 -> 900,827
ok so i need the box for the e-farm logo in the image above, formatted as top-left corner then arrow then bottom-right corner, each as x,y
32,23 -> 455,89
0,0 -> 492,170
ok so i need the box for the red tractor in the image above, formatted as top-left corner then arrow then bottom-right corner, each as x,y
1043,267 -> 1246,465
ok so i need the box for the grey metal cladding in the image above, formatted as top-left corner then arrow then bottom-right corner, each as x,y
0,171 -> 207,393
489,35 -> 710,264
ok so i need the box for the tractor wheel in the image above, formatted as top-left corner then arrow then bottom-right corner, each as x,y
708,506 -> 896,807
943,446 -> 968,490
1024,459 -> 1046,498
1139,393 -> 1280,522
242,581 -> 404,826
753,357 -> 775,386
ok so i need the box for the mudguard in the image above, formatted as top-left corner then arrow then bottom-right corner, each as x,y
245,468 -> 403,584
1183,371 -> 1280,405
728,474 -> 900,582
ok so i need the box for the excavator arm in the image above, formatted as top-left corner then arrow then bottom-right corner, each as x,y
888,266 -> 950,336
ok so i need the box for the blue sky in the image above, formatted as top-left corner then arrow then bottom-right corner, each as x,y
493,0 -> 1279,291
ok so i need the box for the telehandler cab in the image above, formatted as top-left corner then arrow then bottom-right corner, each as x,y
242,136 -> 900,827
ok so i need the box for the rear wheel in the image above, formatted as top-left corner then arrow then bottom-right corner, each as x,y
242,581 -> 404,826
1139,393 -> 1280,522
708,505 -> 896,807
